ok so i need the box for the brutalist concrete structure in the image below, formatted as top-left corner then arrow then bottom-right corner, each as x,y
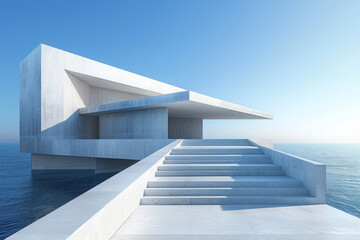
20,44 -> 272,172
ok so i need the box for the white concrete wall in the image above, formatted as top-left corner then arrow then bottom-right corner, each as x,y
7,140 -> 182,240
31,154 -> 136,173
168,118 -> 203,139
32,154 -> 96,170
99,108 -> 168,139
20,45 -> 42,152
249,139 -> 274,148
20,44 -> 184,155
248,140 -> 326,203
89,86 -> 146,107
26,139 -> 175,160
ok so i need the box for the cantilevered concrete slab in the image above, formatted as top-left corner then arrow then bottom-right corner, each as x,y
79,91 -> 272,119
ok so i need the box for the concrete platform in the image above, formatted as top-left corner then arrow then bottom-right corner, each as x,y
111,204 -> 360,240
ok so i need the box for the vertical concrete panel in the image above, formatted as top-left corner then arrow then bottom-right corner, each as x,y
168,118 -> 203,139
99,108 -> 168,139
31,154 -> 96,170
20,45 -> 42,152
38,45 -> 147,140
95,158 -> 137,173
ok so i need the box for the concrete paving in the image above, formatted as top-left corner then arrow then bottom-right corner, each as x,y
111,204 -> 360,240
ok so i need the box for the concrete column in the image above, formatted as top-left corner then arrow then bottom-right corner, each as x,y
99,108 -> 168,139
168,118 -> 203,139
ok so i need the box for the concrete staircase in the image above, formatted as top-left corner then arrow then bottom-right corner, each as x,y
141,139 -> 316,205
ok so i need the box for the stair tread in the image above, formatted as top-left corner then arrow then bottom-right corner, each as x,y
175,146 -> 259,149
145,187 -> 306,190
168,155 -> 265,158
150,176 -> 298,182
160,164 -> 278,167
142,195 -> 313,199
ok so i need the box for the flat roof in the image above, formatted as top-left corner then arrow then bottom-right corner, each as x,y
79,91 -> 272,119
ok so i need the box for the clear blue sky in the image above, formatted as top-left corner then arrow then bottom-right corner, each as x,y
1,0 -> 359,143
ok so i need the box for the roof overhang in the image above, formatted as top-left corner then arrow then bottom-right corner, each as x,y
79,91 -> 272,119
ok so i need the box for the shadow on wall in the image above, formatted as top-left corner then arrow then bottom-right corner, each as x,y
41,110 -> 99,139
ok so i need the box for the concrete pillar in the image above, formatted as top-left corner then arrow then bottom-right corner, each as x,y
99,108 -> 168,139
168,118 -> 203,139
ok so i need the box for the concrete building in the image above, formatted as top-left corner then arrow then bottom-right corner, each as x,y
10,45 -> 360,240
20,44 -> 271,172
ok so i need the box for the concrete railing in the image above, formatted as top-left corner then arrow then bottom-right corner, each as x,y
8,139 -> 183,240
248,140 -> 326,204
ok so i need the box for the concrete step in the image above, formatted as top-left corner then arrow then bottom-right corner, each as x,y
140,195 -> 316,205
144,187 -> 309,196
158,164 -> 281,171
177,146 -> 259,149
147,176 -> 303,188
163,158 -> 271,164
181,139 -> 251,146
165,155 -> 270,162
155,170 -> 285,176
170,147 -> 262,155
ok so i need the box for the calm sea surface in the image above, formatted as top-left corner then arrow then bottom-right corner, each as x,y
0,143 -> 359,238
0,144 -> 117,239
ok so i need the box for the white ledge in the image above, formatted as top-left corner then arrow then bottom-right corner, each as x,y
79,91 -> 273,119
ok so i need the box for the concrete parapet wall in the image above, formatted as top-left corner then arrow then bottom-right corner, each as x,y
21,138 -> 175,160
7,140 -> 183,240
248,140 -> 326,203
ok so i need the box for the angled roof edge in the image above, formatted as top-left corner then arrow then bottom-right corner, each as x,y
79,91 -> 272,119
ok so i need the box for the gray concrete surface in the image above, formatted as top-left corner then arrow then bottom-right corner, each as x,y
140,139 -> 323,205
111,204 -> 360,240
79,90 -> 272,119
249,140 -> 326,203
99,108 -> 168,139
24,139 -> 175,160
20,45 -> 272,170
168,118 -> 203,139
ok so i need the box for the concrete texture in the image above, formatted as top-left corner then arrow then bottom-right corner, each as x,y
20,44 -> 184,164
31,154 -> 137,173
168,118 -> 203,139
25,139 -> 175,160
7,140 -> 182,240
79,90 -> 273,119
20,45 -> 41,148
99,108 -> 168,139
140,139 -> 322,205
249,140 -> 326,203
20,45 -> 272,170
111,204 -> 360,240
31,154 -> 96,170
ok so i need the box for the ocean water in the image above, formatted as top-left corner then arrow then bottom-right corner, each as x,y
0,144 -> 117,239
274,143 -> 360,218
0,143 -> 359,238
